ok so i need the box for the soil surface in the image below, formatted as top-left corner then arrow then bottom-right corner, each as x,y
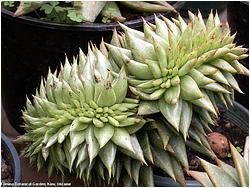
1,150 -> 13,183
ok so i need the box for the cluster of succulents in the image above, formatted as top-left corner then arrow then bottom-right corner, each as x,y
18,10 -> 249,187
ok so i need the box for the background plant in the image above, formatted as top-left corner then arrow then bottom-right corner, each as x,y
2,1 -> 176,23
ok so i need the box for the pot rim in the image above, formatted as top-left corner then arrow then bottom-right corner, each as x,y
1,2 -> 185,31
1,133 -> 21,184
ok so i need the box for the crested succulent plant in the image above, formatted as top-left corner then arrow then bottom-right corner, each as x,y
17,42 -> 152,185
106,11 -> 249,139
187,143 -> 249,187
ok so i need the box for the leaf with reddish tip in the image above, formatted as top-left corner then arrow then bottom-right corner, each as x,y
230,143 -> 249,187
187,170 -> 214,187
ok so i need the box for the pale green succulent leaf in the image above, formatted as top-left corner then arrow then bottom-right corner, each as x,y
126,120 -> 146,134
119,134 -> 146,164
94,124 -> 114,148
179,101 -> 192,140
189,69 -> 216,86
112,65 -> 128,103
111,128 -> 134,152
180,75 -> 203,101
99,141 -> 117,178
158,98 -> 182,131
151,146 -> 176,180
154,121 -> 171,150
230,143 -> 249,187
224,72 -> 243,93
169,132 -> 188,169
199,157 -> 239,187
126,31 -> 156,62
96,86 -> 116,107
139,131 -> 154,164
164,85 -> 180,105
215,158 -> 240,185
70,130 -> 85,151
171,156 -> 186,186
138,100 -> 160,115
85,126 -> 100,164
187,170 -> 214,187
76,143 -> 88,168
191,91 -> 217,115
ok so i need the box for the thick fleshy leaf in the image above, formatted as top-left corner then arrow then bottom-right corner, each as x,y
111,128 -> 134,152
155,121 -> 171,150
164,85 -> 180,104
171,156 -> 186,186
70,130 -> 85,151
210,59 -> 237,73
119,134 -> 146,164
186,140 -> 216,159
96,86 -> 116,107
158,98 -> 182,131
112,65 -> 128,103
85,126 -> 100,164
122,171 -> 133,187
139,166 -> 154,187
119,22 -> 144,39
187,170 -> 214,187
126,59 -> 154,79
94,124 -> 114,148
76,143 -> 88,167
126,120 -> 146,134
189,69 -> 215,86
139,131 -> 154,164
202,83 -> 231,93
105,43 -> 133,67
230,143 -> 249,187
123,155 -> 132,178
169,132 -> 189,169
209,70 -> 229,85
224,72 -> 243,93
151,146 -> 176,180
131,160 -> 141,185
215,158 -> 240,185
126,32 -> 156,62
138,101 -> 160,115
191,91 -> 217,115
180,75 -> 203,101
199,157 -> 238,187
179,101 -> 192,140
99,141 -> 117,177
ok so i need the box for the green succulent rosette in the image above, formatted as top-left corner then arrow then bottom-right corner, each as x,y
106,11 -> 249,139
17,43 -> 151,184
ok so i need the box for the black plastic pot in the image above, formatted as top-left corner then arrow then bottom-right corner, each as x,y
154,102 -> 249,187
1,2 -> 185,134
1,133 -> 21,185
179,1 -> 227,18
227,1 -> 249,109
